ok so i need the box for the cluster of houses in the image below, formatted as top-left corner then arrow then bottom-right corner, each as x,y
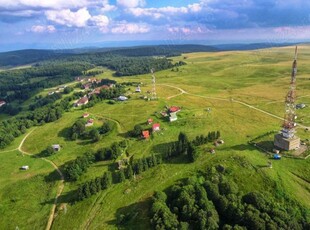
161,106 -> 181,122
0,100 -> 6,107
142,118 -> 161,139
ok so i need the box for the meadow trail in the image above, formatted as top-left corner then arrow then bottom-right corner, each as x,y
160,84 -> 310,130
17,129 -> 65,230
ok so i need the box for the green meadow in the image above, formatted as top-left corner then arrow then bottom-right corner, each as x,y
1,45 -> 310,229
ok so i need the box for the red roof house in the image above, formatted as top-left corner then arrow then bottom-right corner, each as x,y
142,130 -> 150,139
152,123 -> 160,132
169,106 -> 181,113
75,97 -> 89,107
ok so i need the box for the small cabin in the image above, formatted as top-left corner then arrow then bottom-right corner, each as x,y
52,144 -> 61,151
118,96 -> 128,101
82,113 -> 90,118
20,165 -> 29,170
210,149 -> 216,154
75,97 -> 89,107
0,100 -> 6,107
169,112 -> 178,122
135,86 -> 141,93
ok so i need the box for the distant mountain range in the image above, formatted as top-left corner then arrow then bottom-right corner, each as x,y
0,43 -> 301,67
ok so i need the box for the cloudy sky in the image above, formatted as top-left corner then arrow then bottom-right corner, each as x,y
0,0 -> 310,51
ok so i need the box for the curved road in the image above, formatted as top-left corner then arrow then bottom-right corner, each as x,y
160,84 -> 310,130
15,129 -> 64,230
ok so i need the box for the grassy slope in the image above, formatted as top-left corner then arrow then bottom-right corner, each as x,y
1,45 -> 310,229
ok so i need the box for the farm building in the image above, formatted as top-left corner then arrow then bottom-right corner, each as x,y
48,91 -> 55,96
20,165 -> 29,170
0,100 -> 6,107
147,118 -> 153,124
142,130 -> 150,139
152,123 -> 160,132
85,119 -> 94,127
75,97 -> 89,107
82,113 -> 89,118
83,83 -> 92,90
52,144 -> 61,151
169,112 -> 178,122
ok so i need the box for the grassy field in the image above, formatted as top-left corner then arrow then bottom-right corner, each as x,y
1,45 -> 310,229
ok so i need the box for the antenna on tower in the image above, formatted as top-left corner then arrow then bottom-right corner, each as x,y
151,68 -> 157,100
274,46 -> 300,151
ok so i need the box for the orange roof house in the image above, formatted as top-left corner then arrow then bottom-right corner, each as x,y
142,130 -> 150,139
169,106 -> 181,113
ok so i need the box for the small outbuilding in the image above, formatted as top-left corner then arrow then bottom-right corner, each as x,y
20,165 -> 29,170
0,100 -> 6,107
210,149 -> 216,154
273,154 -> 281,160
82,113 -> 89,118
147,118 -> 153,124
135,86 -> 141,93
52,144 -> 61,151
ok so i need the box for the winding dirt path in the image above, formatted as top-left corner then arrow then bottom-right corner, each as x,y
15,129 -> 65,230
160,84 -> 310,130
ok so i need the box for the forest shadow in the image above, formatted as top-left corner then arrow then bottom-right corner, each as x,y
44,169 -> 62,182
106,198 -> 152,229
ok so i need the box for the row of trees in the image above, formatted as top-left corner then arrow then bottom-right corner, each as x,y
64,141 -> 127,181
77,171 -> 113,201
192,131 -> 221,146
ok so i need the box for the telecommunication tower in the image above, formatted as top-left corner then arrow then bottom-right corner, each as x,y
274,46 -> 300,150
151,68 -> 157,99
281,46 -> 298,138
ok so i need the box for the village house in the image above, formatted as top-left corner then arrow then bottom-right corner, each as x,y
75,97 -> 89,107
0,100 -> 6,107
82,83 -> 92,90
142,130 -> 150,139
48,91 -> 55,96
147,118 -> 153,124
169,106 -> 181,113
135,85 -> 141,93
152,123 -> 160,132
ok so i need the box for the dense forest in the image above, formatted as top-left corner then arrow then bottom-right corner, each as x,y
149,167 -> 310,230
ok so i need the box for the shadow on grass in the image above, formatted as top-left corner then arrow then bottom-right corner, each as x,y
106,198 -> 152,230
41,189 -> 77,206
58,127 -> 72,141
44,169 -> 62,182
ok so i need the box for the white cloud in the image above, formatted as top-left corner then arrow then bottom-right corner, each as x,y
30,25 -> 56,33
101,0 -> 117,12
126,3 -> 203,19
117,0 -> 145,8
45,8 -> 91,27
0,0 -> 90,10
90,15 -> 109,32
111,21 -> 149,34
168,26 -> 207,34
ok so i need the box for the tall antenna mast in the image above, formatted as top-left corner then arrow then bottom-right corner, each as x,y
151,68 -> 157,99
281,46 -> 298,139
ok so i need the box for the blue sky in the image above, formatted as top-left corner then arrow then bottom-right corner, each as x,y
0,0 -> 310,51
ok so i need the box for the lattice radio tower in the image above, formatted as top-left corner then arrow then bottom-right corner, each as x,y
151,68 -> 157,99
281,46 -> 298,139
